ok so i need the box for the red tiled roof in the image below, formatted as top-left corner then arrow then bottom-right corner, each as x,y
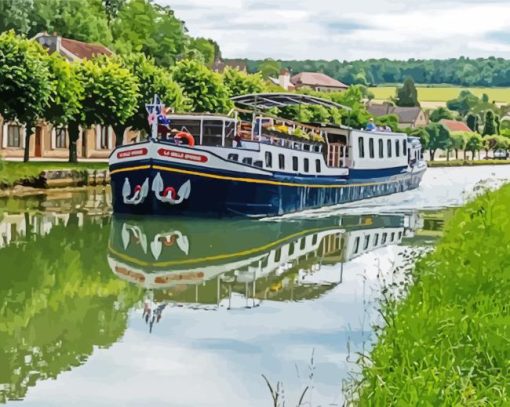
439,119 -> 471,132
291,72 -> 349,89
61,37 -> 112,59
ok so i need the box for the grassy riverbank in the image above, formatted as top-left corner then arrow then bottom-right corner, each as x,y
0,160 -> 108,187
428,159 -> 510,167
354,184 -> 510,405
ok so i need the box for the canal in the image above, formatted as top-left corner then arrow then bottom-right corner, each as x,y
1,166 -> 509,406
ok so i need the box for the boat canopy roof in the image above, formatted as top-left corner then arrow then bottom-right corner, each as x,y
231,93 -> 351,111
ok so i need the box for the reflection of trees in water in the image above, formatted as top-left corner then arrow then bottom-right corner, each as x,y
0,214 -> 141,403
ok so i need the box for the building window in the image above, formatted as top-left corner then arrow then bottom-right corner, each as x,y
387,140 -> 392,158
316,159 -> 321,173
55,127 -> 67,148
279,154 -> 285,170
378,139 -> 384,158
304,158 -> 309,173
369,138 -> 375,158
403,140 -> 407,156
292,156 -> 298,171
265,151 -> 273,168
100,126 -> 109,149
395,140 -> 400,157
7,124 -> 23,148
358,137 -> 365,158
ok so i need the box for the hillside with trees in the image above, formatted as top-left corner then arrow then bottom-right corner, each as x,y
239,58 -> 510,87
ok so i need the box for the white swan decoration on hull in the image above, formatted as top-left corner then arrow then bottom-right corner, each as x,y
122,177 -> 149,205
152,172 -> 191,205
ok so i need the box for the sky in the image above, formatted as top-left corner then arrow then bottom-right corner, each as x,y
160,0 -> 510,60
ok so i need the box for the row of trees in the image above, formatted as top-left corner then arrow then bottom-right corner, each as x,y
0,31 -> 271,162
243,57 -> 510,87
0,0 -> 220,67
409,123 -> 509,161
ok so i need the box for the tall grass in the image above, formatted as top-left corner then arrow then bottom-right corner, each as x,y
352,184 -> 510,405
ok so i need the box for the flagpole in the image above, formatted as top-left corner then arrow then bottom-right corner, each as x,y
151,94 -> 159,141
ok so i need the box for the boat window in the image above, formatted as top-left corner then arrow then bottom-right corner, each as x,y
304,158 -> 309,173
265,151 -> 273,168
363,235 -> 370,250
391,232 -> 395,241
169,119 -> 200,142
382,232 -> 387,244
398,231 -> 403,240
300,238 -> 306,250
369,138 -> 375,158
316,159 -> 321,173
253,160 -> 263,168
274,248 -> 281,263
203,120 -> 223,146
242,157 -> 253,165
292,156 -> 299,171
227,153 -> 239,161
288,242 -> 295,256
378,139 -> 384,158
353,237 -> 360,254
374,233 -> 379,246
279,154 -> 285,170
312,234 -> 318,245
358,137 -> 365,158
403,140 -> 407,155
387,140 -> 392,158
395,140 -> 400,157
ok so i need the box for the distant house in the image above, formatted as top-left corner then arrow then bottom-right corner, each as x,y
212,59 -> 247,73
439,119 -> 472,133
33,32 -> 113,62
0,33 -> 136,161
291,72 -> 349,92
367,103 -> 428,129
268,69 -> 296,91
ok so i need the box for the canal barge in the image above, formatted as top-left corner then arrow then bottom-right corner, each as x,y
109,93 -> 426,217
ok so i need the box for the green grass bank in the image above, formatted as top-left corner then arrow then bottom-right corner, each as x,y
428,159 -> 510,167
0,161 -> 108,188
354,184 -> 510,405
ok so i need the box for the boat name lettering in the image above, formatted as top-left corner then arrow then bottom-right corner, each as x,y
158,149 -> 208,163
117,148 -> 148,159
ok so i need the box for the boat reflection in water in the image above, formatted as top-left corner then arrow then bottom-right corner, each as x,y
107,212 -> 422,330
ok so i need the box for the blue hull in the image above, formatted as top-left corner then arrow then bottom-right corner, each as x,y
110,161 -> 426,218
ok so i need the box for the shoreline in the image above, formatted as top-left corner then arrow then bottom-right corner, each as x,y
350,184 -> 510,404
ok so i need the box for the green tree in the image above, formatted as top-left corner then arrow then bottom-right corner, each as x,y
222,67 -> 266,97
466,113 -> 479,133
172,59 -> 232,113
410,127 -> 430,150
121,54 -> 188,142
187,37 -> 217,67
31,0 -> 113,45
68,57 -> 138,161
112,0 -> 187,66
102,0 -> 126,25
429,107 -> 455,123
446,90 -> 479,116
424,122 -> 450,161
495,114 -> 501,135
395,77 -> 420,107
482,110 -> 496,136
375,114 -> 399,132
0,0 -> 34,35
258,59 -> 281,79
0,31 -> 52,162
449,132 -> 466,160
464,132 -> 483,160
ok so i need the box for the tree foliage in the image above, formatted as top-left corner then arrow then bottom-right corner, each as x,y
464,132 -> 483,159
429,107 -> 455,123
447,90 -> 481,117
466,113 -> 480,133
395,77 -> 419,107
172,59 -> 232,113
425,123 -> 450,160
0,31 -> 52,161
222,67 -> 266,97
482,110 -> 496,136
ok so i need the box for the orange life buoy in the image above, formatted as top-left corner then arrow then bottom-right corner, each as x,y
174,131 -> 195,147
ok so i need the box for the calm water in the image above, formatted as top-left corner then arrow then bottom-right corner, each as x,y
1,166 -> 509,407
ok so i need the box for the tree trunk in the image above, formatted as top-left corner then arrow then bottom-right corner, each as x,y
68,122 -> 80,163
430,149 -> 435,161
113,125 -> 126,147
23,121 -> 34,162
446,150 -> 450,162
455,149 -> 459,160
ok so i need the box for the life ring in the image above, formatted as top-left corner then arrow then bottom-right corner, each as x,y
174,131 -> 195,147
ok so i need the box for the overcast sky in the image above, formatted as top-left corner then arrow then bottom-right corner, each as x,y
160,0 -> 510,60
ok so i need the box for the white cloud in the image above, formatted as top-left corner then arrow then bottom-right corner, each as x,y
160,0 -> 510,60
